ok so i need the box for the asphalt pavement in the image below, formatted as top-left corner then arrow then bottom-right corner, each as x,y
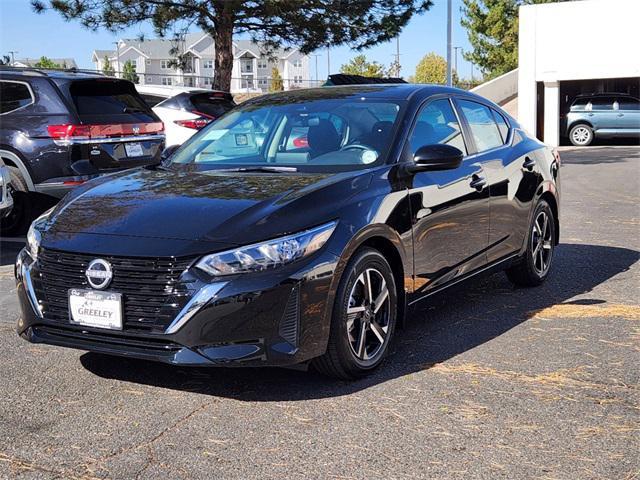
0,146 -> 638,479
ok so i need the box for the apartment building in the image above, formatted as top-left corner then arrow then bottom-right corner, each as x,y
92,33 -> 311,92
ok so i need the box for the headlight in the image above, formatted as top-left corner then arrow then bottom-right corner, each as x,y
26,208 -> 54,259
195,221 -> 337,277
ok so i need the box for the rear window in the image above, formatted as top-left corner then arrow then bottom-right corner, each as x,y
0,81 -> 33,114
189,93 -> 235,119
69,80 -> 156,123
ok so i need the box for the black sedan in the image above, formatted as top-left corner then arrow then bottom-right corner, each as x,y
15,84 -> 560,379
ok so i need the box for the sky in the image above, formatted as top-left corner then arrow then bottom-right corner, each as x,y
0,0 -> 476,81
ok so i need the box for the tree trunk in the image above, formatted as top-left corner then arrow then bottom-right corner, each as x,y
212,5 -> 234,92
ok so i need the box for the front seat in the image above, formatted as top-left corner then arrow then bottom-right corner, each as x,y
307,120 -> 341,158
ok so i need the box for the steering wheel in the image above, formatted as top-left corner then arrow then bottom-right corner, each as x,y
340,143 -> 370,152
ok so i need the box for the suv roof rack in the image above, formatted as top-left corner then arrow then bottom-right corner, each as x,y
323,74 -> 408,86
0,65 -> 107,77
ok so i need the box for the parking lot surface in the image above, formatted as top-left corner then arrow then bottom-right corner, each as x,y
0,146 -> 638,479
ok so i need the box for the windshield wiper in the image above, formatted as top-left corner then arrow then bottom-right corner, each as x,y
212,166 -> 298,173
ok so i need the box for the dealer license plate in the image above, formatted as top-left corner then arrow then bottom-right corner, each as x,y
68,289 -> 123,330
124,142 -> 144,157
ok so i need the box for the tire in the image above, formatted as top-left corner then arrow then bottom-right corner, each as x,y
313,248 -> 397,380
506,199 -> 556,287
0,166 -> 33,236
569,124 -> 593,146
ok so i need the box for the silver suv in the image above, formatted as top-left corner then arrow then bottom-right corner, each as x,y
567,93 -> 640,146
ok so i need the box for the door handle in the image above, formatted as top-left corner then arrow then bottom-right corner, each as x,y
523,156 -> 536,171
469,175 -> 486,191
587,113 -> 594,117
617,113 -> 624,117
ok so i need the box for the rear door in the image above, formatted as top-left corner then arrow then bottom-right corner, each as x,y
615,96 -> 640,134
408,97 -> 490,297
63,79 -> 165,172
587,96 -> 618,133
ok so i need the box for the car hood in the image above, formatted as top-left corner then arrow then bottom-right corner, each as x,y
46,167 -> 371,252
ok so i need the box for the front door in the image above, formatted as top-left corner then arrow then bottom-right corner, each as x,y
407,98 -> 490,298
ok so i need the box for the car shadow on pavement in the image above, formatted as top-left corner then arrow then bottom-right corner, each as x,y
560,146 -> 640,165
80,243 -> 639,400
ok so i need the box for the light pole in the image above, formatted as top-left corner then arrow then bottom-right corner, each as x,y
8,50 -> 18,65
112,41 -> 120,77
311,54 -> 321,86
394,36 -> 401,77
446,0 -> 452,86
454,46 -> 462,80
327,46 -> 331,77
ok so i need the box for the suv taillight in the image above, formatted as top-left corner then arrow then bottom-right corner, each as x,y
175,111 -> 214,130
47,123 -> 164,141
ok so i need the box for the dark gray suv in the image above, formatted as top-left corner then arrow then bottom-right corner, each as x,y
567,93 -> 640,146
0,68 -> 165,234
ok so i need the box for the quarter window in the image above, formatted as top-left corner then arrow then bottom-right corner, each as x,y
0,81 -> 33,114
458,100 -> 503,152
408,98 -> 466,155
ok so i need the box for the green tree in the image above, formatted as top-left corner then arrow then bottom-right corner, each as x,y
269,67 -> 283,93
34,56 -> 61,69
122,60 -> 139,83
32,0 -> 434,92
413,52 -> 458,85
102,55 -> 115,76
340,54 -> 385,78
461,0 -> 567,79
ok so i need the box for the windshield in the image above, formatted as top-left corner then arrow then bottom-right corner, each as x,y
170,95 -> 403,171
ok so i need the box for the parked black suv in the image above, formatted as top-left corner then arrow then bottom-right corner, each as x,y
0,68 -> 165,234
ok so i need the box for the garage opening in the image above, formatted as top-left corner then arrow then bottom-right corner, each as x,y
559,77 -> 640,145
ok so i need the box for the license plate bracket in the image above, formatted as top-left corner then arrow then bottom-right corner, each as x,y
124,142 -> 144,157
68,289 -> 123,330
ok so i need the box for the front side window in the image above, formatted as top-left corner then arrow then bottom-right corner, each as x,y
0,81 -> 33,114
458,99 -> 503,152
170,96 -> 403,171
408,98 -> 466,155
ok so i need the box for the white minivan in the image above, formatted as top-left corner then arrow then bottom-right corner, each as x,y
136,85 -> 236,146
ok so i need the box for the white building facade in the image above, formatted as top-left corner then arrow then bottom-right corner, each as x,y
92,34 -> 312,93
518,0 -> 640,146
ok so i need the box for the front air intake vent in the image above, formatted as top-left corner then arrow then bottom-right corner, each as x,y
279,285 -> 300,346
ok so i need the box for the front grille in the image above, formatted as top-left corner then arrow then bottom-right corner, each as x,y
33,248 -> 196,333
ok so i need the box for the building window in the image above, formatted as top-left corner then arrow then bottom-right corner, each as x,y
160,60 -> 171,69
258,78 -> 267,86
146,59 -> 151,65
203,77 -> 212,86
203,59 -> 213,69
241,59 -> 253,73
294,75 -> 303,84
258,59 -> 268,69
161,77 -> 173,86
293,59 -> 303,68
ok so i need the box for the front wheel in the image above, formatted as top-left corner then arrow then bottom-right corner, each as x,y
506,200 -> 556,287
569,124 -> 593,146
313,248 -> 397,380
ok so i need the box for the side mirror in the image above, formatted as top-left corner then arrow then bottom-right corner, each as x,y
161,144 -> 180,162
407,144 -> 463,173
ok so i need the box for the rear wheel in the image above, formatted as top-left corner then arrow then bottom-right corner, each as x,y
506,200 -> 556,287
313,248 -> 397,380
0,166 -> 32,236
569,124 -> 593,146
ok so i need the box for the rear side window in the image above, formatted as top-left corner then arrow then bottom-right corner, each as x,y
0,81 -> 33,114
139,94 -> 168,107
458,100 -> 503,152
189,93 -> 235,119
409,98 -> 467,155
69,80 -> 155,123
492,109 -> 510,143
618,97 -> 640,110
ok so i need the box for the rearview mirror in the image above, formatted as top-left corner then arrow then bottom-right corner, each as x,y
407,144 -> 463,173
161,144 -> 180,161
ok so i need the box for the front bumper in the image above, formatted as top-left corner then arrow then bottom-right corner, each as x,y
16,248 -> 340,366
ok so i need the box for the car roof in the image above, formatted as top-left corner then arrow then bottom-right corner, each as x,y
245,84 -> 474,104
136,85 -> 222,97
574,92 -> 634,98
